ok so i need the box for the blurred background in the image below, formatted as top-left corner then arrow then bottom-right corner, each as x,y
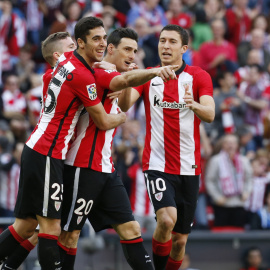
1,0 -> 270,269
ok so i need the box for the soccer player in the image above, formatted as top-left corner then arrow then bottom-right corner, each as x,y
58,26 -> 179,270
0,32 -> 77,270
118,24 -> 215,270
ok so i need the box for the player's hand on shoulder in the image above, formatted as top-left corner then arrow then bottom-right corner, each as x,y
93,61 -> 116,70
155,65 -> 179,82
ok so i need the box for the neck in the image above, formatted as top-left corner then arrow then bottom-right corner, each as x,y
77,49 -> 95,67
161,59 -> 183,68
214,38 -> 224,45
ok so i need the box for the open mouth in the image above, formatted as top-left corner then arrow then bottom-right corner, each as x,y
124,61 -> 131,65
162,52 -> 172,57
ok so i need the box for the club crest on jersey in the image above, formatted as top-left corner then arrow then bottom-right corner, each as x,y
87,83 -> 97,100
77,216 -> 83,225
155,192 -> 163,201
55,201 -> 61,211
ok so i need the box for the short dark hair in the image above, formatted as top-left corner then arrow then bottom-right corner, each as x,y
74,16 -> 104,43
160,24 -> 189,46
107,28 -> 138,48
41,32 -> 71,66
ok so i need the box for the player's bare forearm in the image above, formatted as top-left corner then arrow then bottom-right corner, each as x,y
110,65 -> 179,91
184,93 -> 215,123
103,112 -> 126,130
118,88 -> 140,112
192,102 -> 215,123
87,103 -> 126,130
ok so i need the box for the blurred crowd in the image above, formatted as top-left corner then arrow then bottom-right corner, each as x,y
1,0 -> 270,237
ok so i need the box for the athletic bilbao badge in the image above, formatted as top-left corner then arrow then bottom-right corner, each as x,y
86,83 -> 97,100
77,216 -> 83,225
55,201 -> 61,211
155,192 -> 163,201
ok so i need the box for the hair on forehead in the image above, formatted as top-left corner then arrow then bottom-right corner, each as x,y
74,16 -> 104,44
160,24 -> 189,46
107,28 -> 138,48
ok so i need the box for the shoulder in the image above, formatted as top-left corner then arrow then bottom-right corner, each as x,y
94,68 -> 121,76
185,65 -> 210,77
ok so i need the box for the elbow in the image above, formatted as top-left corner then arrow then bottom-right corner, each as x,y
95,119 -> 110,131
205,115 -> 215,123
206,111 -> 215,123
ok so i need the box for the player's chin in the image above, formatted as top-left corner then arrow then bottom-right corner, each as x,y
161,58 -> 173,66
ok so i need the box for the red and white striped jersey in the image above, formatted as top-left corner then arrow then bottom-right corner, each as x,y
135,62 -> 213,175
65,68 -> 121,172
0,162 -> 20,212
128,163 -> 155,216
26,51 -> 101,160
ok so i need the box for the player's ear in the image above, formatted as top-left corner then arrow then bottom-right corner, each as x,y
181,45 -> 188,54
77,38 -> 85,49
107,44 -> 114,55
53,51 -> 61,61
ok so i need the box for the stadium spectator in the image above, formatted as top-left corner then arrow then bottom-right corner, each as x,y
198,19 -> 238,83
191,8 -> 213,51
205,134 -> 253,228
25,73 -> 43,128
132,16 -> 159,67
127,0 -> 168,36
225,0 -> 254,47
166,0 -> 193,29
204,0 -> 226,21
1,74 -> 26,120
234,49 -> 270,89
0,141 -> 23,230
250,189 -> 270,230
237,64 -> 268,152
212,70 -> 244,139
237,28 -> 270,71
0,0 -> 26,84
240,246 -> 270,270
245,158 -> 270,229
14,43 -> 36,94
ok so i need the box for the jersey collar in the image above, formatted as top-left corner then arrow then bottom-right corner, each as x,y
73,50 -> 95,74
175,60 -> 186,76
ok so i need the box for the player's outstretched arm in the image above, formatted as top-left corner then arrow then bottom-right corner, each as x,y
86,103 -> 126,130
109,65 -> 179,91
